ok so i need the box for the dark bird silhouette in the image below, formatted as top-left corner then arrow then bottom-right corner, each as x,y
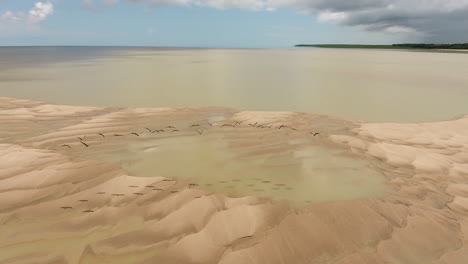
207,122 -> 214,127
111,193 -> 125,196
235,121 -> 242,126
61,144 -> 71,148
78,136 -> 86,141
194,196 -> 202,199
128,185 -> 138,188
146,185 -> 155,188
312,132 -> 320,136
240,235 -> 253,239
97,192 -> 105,194
166,126 -> 176,129
152,129 -> 164,133
78,199 -> 88,202
61,206 -> 73,210
191,124 -> 201,127
145,128 -> 153,133
172,130 -> 179,133
98,133 -> 105,138
196,130 -> 204,135
83,209 -> 94,213
277,125 -> 296,130
80,141 -> 90,147
131,132 -> 139,137
114,134 -> 124,137
170,190 -> 179,193
134,193 -> 144,195
222,124 -> 234,127
249,122 -> 258,127
189,183 -> 199,188
266,125 -> 273,128
153,188 -> 164,191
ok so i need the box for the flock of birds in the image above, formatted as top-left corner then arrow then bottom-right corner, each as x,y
59,120 -> 321,212
60,176 -> 308,214
61,120 -> 320,149
60,179 -> 179,213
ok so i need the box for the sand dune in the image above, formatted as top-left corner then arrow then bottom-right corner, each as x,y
1,97 -> 467,264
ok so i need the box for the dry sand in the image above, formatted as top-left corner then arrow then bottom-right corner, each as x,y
1,96 -> 468,264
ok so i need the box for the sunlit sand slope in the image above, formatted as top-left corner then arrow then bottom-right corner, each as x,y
0,97 -> 467,264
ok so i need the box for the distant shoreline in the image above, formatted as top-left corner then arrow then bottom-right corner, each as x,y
295,44 -> 468,50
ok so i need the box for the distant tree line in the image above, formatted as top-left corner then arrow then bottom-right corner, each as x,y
392,43 -> 468,49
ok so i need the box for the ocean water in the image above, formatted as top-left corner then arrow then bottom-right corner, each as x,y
1,47 -> 468,123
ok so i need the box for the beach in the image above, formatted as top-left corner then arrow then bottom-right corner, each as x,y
1,96 -> 468,264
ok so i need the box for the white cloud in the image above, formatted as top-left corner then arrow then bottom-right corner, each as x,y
28,1 -> 54,23
1,1 -> 54,25
0,1 -> 54,36
317,11 -> 348,24
384,25 -> 415,33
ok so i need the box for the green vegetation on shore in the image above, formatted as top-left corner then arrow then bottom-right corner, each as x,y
295,43 -> 468,49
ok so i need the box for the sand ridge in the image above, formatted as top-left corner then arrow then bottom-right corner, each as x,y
1,97 -> 468,264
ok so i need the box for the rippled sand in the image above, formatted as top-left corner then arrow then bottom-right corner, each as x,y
1,97 -> 468,264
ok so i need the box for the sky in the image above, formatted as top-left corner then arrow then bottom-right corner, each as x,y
1,0 -> 467,47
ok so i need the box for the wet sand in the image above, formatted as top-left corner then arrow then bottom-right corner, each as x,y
1,96 -> 468,264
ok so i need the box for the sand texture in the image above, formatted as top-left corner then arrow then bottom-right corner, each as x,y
1,97 -> 468,264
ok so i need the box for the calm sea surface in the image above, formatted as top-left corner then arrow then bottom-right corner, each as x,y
1,47 -> 467,123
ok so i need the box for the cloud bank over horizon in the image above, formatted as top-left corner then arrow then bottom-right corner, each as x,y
119,0 -> 468,42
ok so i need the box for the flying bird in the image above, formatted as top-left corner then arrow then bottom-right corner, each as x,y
114,134 -> 124,137
311,132 -> 320,136
60,206 -> 73,210
222,124 -> 234,127
191,124 -> 201,127
83,209 -> 94,213
78,199 -> 88,202
166,126 -> 176,129
145,128 -> 153,133
131,132 -> 140,137
98,133 -> 105,138
196,130 -> 204,135
80,141 -> 90,147
78,136 -> 86,141
249,122 -> 258,127
172,130 -> 179,133
61,144 -> 71,148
